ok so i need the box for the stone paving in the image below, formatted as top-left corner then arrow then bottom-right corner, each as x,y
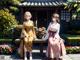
0,53 -> 80,60
0,44 -> 80,60
60,54 -> 80,60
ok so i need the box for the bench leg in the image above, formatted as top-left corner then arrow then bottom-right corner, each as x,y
40,43 -> 44,56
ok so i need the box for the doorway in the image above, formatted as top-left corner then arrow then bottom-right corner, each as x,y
37,11 -> 48,28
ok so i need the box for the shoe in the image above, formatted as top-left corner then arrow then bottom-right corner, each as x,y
30,56 -> 32,60
24,56 -> 27,60
30,52 -> 32,60
27,52 -> 30,59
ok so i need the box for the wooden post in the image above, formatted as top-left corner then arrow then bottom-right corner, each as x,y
20,7 -> 24,23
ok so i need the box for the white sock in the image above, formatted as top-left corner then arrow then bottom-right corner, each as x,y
30,52 -> 32,60
24,52 -> 27,60
24,56 -> 27,60
30,56 -> 32,60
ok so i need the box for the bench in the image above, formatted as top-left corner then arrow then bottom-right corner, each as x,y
15,38 -> 47,55
33,39 -> 46,55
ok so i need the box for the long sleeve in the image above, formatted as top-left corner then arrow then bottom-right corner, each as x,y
20,23 -> 27,38
54,24 -> 60,38
32,22 -> 36,39
57,24 -> 60,34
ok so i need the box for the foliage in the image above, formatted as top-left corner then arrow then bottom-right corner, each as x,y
0,0 -> 24,13
0,44 -> 12,54
9,6 -> 19,13
0,0 -> 23,5
36,27 -> 46,39
66,46 -> 80,54
64,0 -> 80,19
9,0 -> 23,5
0,0 -> 23,34
61,34 -> 80,46
0,9 -> 18,34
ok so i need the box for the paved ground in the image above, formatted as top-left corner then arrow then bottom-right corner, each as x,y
0,49 -> 80,60
0,43 -> 80,60
0,54 -> 80,60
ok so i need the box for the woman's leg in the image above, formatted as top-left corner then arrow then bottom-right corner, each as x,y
24,37 -> 33,60
29,37 -> 33,60
24,42 -> 33,60
24,46 -> 27,60
18,40 -> 24,58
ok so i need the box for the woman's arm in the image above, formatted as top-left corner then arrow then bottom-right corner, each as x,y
20,22 -> 27,38
57,24 -> 60,34
32,21 -> 36,39
54,24 -> 60,38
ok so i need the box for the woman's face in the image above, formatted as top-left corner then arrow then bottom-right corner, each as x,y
52,13 -> 59,22
52,17 -> 56,22
24,12 -> 32,21
52,14 -> 59,23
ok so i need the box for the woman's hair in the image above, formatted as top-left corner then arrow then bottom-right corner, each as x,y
24,11 -> 32,21
24,11 -> 32,17
52,13 -> 60,23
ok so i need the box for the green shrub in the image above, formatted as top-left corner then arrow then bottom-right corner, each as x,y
61,34 -> 80,45
66,46 -> 80,54
0,9 -> 18,34
0,44 -> 13,54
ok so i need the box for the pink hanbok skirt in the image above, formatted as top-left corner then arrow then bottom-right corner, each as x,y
46,31 -> 66,58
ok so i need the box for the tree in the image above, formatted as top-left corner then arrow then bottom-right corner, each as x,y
0,0 -> 24,34
0,9 -> 18,34
0,0 -> 24,12
64,0 -> 80,19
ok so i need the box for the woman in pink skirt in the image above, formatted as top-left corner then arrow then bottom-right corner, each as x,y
43,13 -> 66,60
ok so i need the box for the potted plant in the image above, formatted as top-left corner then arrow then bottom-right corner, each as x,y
36,27 -> 46,39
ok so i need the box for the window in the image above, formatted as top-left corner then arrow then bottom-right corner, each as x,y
61,10 -> 70,22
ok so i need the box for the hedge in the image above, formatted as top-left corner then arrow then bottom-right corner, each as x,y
61,34 -> 80,46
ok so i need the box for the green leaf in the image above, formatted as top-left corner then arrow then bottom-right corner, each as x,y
63,3 -> 68,9
74,4 -> 77,8
0,9 -> 18,34
11,0 -> 21,5
9,6 -> 19,12
77,8 -> 80,12
64,6 -> 67,9
72,14 -> 77,20
67,0 -> 73,2
63,3 -> 68,6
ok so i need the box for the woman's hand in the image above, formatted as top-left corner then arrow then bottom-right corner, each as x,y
34,35 -> 37,39
42,36 -> 45,40
42,35 -> 47,40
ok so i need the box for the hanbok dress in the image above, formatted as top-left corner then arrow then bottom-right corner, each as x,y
18,20 -> 36,57
44,22 -> 66,58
